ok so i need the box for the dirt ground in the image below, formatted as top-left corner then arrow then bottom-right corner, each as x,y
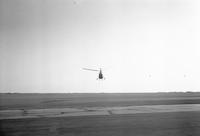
1,92 -> 200,110
1,93 -> 200,136
1,111 -> 200,136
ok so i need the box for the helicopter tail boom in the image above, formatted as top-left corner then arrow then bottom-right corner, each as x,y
82,68 -> 99,71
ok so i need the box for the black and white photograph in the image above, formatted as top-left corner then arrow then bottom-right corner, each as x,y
1,0 -> 200,135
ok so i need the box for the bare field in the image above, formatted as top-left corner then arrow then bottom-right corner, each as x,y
1,93 -> 200,136
1,104 -> 200,120
1,112 -> 200,136
1,92 -> 200,110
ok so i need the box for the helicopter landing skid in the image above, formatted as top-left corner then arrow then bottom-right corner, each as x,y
96,78 -> 105,80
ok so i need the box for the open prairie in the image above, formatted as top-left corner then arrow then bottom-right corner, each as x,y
1,93 -> 200,136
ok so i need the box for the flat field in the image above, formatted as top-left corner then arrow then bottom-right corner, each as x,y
1,92 -> 200,110
1,93 -> 200,136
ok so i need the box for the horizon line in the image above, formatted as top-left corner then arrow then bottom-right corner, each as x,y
0,91 -> 199,94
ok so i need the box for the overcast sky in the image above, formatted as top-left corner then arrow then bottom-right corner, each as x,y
0,0 -> 200,93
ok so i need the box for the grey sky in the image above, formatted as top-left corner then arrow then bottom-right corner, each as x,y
0,0 -> 200,93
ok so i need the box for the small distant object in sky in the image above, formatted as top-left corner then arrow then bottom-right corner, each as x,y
83,68 -> 105,80
73,0 -> 76,4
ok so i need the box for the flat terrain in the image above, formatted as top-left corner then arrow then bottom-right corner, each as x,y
1,93 -> 200,136
1,104 -> 200,120
1,92 -> 200,110
1,112 -> 200,136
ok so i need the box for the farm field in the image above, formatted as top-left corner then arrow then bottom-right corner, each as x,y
1,93 -> 200,136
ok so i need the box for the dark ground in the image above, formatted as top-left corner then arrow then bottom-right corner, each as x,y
1,93 -> 200,136
1,111 -> 200,136
1,92 -> 200,110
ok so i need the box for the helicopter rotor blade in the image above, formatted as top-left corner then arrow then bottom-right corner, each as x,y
82,68 -> 99,71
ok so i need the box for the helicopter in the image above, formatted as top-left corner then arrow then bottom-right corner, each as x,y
83,68 -> 105,80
